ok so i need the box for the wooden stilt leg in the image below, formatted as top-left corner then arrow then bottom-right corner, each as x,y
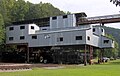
100,49 -> 103,63
27,45 -> 29,63
89,45 -> 93,65
84,45 -> 87,66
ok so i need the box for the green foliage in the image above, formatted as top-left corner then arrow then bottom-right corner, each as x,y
24,2 -> 64,20
11,0 -> 29,21
0,13 -> 4,43
0,13 -> 5,51
103,34 -> 119,58
103,26 -> 120,57
0,0 -> 16,25
0,0 -> 65,24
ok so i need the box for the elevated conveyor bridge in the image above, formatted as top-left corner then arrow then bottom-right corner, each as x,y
77,14 -> 120,25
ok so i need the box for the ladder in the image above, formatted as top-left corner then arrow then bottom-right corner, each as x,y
77,14 -> 120,25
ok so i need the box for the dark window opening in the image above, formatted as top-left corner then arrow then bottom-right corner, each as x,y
20,26 -> 25,29
9,37 -> 14,41
60,37 -> 63,41
52,17 -> 57,20
104,40 -> 109,44
93,28 -> 95,32
42,29 -> 47,30
57,37 -> 63,42
32,35 -> 37,39
87,36 -> 90,41
63,15 -> 67,18
9,27 -> 14,31
31,26 -> 34,29
20,36 -> 25,40
101,29 -> 103,32
76,36 -> 82,40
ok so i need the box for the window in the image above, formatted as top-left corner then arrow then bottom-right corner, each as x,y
9,27 -> 14,31
32,35 -> 37,39
101,29 -> 103,32
57,37 -> 63,42
9,37 -> 14,41
44,35 -> 50,39
63,15 -> 67,18
20,36 -> 25,40
20,26 -> 25,29
60,37 -> 63,41
42,29 -> 47,30
104,40 -> 109,44
31,26 -> 34,29
87,36 -> 90,41
93,28 -> 95,32
52,17 -> 57,20
76,36 -> 82,40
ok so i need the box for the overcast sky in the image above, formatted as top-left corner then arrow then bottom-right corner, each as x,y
25,0 -> 120,29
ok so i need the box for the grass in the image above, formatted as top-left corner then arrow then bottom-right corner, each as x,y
0,60 -> 120,76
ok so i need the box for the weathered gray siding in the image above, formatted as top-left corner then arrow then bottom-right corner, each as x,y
28,29 -> 86,47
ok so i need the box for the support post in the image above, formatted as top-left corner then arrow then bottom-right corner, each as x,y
89,45 -> 93,65
100,48 -> 104,63
27,45 -> 29,63
84,45 -> 87,66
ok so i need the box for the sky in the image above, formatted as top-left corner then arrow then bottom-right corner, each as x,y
25,0 -> 120,29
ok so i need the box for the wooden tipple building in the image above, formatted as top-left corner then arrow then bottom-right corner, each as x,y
5,13 -> 114,65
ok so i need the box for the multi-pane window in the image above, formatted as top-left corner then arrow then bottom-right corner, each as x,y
20,36 -> 25,40
32,35 -> 37,39
76,36 -> 82,40
9,37 -> 14,41
9,27 -> 14,31
60,37 -> 63,41
20,26 -> 25,29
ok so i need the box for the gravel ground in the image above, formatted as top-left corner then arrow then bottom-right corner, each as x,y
0,63 -> 60,72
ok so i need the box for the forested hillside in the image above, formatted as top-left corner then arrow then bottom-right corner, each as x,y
103,26 -> 120,56
0,0 -> 65,25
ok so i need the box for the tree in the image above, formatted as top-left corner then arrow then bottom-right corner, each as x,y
0,13 -> 4,43
11,0 -> 29,21
103,34 -> 119,58
24,2 -> 43,20
0,13 -> 5,51
110,0 -> 120,6
24,2 -> 65,20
